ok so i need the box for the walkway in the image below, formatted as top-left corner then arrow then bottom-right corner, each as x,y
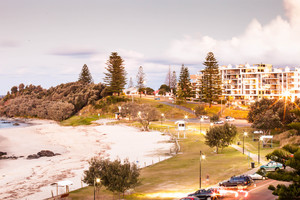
160,101 -> 195,114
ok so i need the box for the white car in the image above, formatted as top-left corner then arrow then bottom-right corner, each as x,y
225,116 -> 235,122
249,173 -> 266,180
214,120 -> 224,124
200,115 -> 209,120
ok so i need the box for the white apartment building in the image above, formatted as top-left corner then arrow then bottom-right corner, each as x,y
191,63 -> 300,102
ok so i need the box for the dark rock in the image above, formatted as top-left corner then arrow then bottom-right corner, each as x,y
37,150 -> 55,157
27,154 -> 40,159
0,151 -> 7,156
13,122 -> 20,126
54,153 -> 61,156
0,156 -> 18,160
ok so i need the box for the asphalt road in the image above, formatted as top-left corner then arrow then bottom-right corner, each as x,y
221,179 -> 291,200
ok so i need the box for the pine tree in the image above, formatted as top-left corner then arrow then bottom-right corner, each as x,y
165,66 -> 171,87
177,64 -> 192,100
136,66 -> 145,97
128,77 -> 134,88
78,64 -> 93,84
201,52 -> 222,107
170,70 -> 177,94
104,52 -> 127,96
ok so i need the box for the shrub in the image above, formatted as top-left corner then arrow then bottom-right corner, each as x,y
83,157 -> 140,197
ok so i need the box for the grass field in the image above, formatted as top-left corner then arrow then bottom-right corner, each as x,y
69,122 -> 251,200
60,114 -> 114,126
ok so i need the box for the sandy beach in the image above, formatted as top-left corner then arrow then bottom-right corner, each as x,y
0,119 -> 174,200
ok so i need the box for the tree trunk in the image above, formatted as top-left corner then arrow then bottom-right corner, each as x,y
216,146 -> 218,154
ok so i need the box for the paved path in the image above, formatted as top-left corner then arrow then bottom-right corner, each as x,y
231,144 -> 268,166
159,101 -> 195,114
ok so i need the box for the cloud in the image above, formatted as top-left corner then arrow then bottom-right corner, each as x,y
0,40 -> 20,48
50,47 -> 98,58
165,0 -> 300,67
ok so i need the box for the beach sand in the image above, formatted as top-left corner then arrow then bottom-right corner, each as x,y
0,119 -> 174,200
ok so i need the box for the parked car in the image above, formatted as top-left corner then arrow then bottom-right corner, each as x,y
154,97 -> 160,100
260,161 -> 283,173
214,120 -> 224,124
225,116 -> 235,122
200,115 -> 209,120
249,172 -> 266,180
219,175 -> 253,188
169,97 -> 174,100
180,197 -> 201,200
188,188 -> 219,200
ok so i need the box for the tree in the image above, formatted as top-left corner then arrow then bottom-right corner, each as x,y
145,87 -> 154,95
136,66 -> 145,98
170,70 -> 177,94
201,52 -> 222,107
248,98 -> 299,133
104,52 -> 127,96
205,123 -> 238,153
136,104 -> 160,131
121,102 -> 159,131
158,84 -> 170,95
177,64 -> 192,100
265,144 -> 300,199
11,86 -> 18,94
165,65 -> 172,88
128,77 -> 134,88
252,109 -> 283,134
83,157 -> 140,198
78,64 -> 93,83
194,105 -> 207,117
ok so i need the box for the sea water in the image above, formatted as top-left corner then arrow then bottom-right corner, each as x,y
0,120 -> 26,129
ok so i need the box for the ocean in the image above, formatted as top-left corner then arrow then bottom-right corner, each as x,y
0,120 -> 27,129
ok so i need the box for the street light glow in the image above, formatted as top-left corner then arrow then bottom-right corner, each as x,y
96,178 -> 101,183
185,115 -> 188,119
244,132 -> 248,136
201,155 -> 206,160
161,113 -> 164,117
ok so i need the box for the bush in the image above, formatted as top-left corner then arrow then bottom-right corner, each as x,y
0,82 -> 106,121
83,157 -> 140,197
194,105 -> 207,117
268,184 -> 276,191
210,114 -> 219,122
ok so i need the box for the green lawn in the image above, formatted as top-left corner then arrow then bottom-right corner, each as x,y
137,98 -> 195,119
237,128 -> 280,163
69,124 -> 251,200
60,114 -> 113,126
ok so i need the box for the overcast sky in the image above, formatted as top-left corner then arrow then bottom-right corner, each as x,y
0,0 -> 299,94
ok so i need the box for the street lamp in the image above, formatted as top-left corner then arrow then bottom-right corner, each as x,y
161,113 -> 164,125
243,132 -> 248,154
94,178 -> 101,200
185,115 -> 188,121
199,118 -> 203,134
199,151 -> 206,189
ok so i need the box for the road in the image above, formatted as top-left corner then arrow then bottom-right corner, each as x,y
221,179 -> 291,200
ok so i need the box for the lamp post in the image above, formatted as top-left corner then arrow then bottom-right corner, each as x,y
161,113 -> 164,125
199,151 -> 206,189
199,118 -> 203,134
94,178 -> 101,200
243,132 -> 248,154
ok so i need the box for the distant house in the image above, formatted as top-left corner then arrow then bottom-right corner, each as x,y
123,87 -> 138,95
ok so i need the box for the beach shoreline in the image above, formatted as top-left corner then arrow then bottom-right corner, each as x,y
0,119 -> 174,200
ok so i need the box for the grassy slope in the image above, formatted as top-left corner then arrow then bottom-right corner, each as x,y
69,123 -> 250,200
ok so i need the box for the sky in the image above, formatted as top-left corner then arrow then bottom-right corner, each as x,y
0,0 -> 299,94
